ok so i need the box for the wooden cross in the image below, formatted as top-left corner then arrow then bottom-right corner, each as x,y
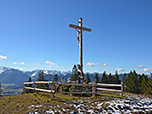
69,18 -> 92,82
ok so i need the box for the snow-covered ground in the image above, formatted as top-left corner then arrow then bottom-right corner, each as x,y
28,95 -> 152,114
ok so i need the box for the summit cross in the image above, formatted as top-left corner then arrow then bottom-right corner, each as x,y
69,18 -> 92,82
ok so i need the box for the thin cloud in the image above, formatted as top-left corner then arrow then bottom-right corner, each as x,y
138,65 -> 144,68
140,68 -> 152,73
116,68 -> 124,72
45,61 -> 56,65
13,62 -> 17,65
103,63 -> 108,67
0,55 -> 7,59
45,61 -> 57,68
86,62 -> 99,67
20,62 -> 25,65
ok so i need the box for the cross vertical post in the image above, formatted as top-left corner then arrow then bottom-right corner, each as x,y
69,18 -> 92,83
78,18 -> 83,82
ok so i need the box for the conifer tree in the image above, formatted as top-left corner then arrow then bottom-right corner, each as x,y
138,74 -> 142,84
28,77 -> 32,87
126,71 -> 133,93
140,73 -> 148,94
122,73 -> 127,84
38,71 -> 44,81
108,73 -> 113,84
37,71 -> 48,89
126,70 -> 139,93
71,65 -> 78,81
94,73 -> 99,83
147,73 -> 152,94
86,73 -> 91,84
53,74 -> 58,82
28,77 -> 32,82
132,70 -> 139,93
100,71 -> 108,83
114,71 -> 120,84
27,77 -> 33,93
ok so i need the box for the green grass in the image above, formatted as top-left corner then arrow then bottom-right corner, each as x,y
0,93 -> 51,114
0,92 -> 126,114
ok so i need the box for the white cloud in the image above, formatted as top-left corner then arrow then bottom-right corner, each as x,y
138,65 -> 144,68
86,62 -> 99,67
103,63 -> 108,67
140,68 -> 152,73
45,61 -> 57,68
45,61 -> 56,65
13,62 -> 17,65
0,55 -> 7,59
20,62 -> 25,65
116,68 -> 124,72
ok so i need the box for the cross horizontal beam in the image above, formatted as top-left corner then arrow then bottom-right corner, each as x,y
69,24 -> 92,32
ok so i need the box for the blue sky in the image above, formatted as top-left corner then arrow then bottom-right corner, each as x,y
0,0 -> 152,74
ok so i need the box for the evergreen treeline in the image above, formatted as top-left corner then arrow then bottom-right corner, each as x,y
100,71 -> 121,84
124,70 -> 152,95
92,70 -> 152,95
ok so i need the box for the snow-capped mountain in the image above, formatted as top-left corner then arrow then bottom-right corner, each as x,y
25,69 -> 72,82
0,66 -> 29,85
0,66 -> 11,74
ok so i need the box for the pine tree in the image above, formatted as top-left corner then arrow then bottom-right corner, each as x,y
27,77 -> 33,93
0,82 -> 2,96
37,71 -> 48,89
140,73 -> 148,94
86,73 -> 91,84
71,65 -> 78,81
38,71 -> 44,81
53,74 -> 58,82
28,77 -> 32,82
132,70 -> 139,93
122,73 -> 127,84
28,77 -> 32,87
147,73 -> 152,94
114,71 -> 120,84
126,70 -> 139,93
94,73 -> 99,83
100,71 -> 108,83
126,71 -> 133,93
108,73 -> 113,84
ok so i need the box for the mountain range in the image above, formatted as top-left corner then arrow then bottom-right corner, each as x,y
3,66 -> 150,96
0,66 -> 102,95
0,66 -> 104,85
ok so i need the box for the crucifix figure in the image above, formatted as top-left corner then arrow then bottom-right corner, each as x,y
69,18 -> 92,83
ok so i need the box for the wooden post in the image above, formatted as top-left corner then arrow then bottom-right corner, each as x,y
79,18 -> 83,80
121,82 -> 124,97
92,80 -> 96,97
33,81 -> 35,93
51,82 -> 54,99
23,83 -> 26,93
